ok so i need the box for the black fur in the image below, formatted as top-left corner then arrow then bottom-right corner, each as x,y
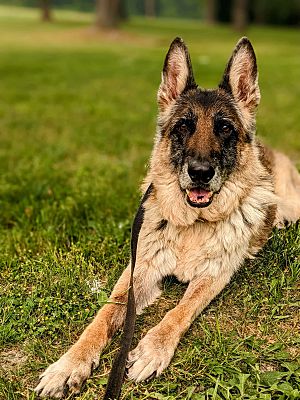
167,89 -> 240,178
157,219 -> 168,231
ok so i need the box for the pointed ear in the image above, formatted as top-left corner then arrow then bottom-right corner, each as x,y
220,37 -> 260,126
158,37 -> 196,111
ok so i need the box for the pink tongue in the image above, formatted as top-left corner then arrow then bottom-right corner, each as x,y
188,188 -> 212,203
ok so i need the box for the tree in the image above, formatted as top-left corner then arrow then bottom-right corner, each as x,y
145,0 -> 155,18
95,0 -> 127,29
204,0 -> 217,24
40,0 -> 52,22
232,0 -> 248,31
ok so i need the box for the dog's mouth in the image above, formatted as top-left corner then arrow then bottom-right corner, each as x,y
185,187 -> 213,208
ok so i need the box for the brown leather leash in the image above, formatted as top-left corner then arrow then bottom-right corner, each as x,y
103,184 -> 153,400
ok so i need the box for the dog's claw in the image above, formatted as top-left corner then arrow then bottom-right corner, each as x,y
127,332 -> 174,382
34,353 -> 97,398
126,359 -> 134,369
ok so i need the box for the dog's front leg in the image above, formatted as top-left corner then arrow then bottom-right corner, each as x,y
127,271 -> 232,382
35,264 -> 162,398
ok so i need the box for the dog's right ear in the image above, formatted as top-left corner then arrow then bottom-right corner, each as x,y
158,38 -> 196,111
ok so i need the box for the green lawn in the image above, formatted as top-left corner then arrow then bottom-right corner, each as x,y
0,5 -> 299,400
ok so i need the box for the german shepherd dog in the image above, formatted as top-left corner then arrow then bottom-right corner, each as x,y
35,37 -> 300,398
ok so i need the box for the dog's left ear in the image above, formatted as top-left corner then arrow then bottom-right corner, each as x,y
158,37 -> 196,111
220,37 -> 260,120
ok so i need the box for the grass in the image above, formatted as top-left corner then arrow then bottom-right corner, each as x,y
0,5 -> 299,399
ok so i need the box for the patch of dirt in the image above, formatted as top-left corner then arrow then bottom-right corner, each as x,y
0,348 -> 28,376
9,26 -> 160,49
82,26 -> 159,46
260,362 -> 278,372
288,346 -> 300,358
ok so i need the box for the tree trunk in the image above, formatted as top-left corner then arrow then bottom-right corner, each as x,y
95,0 -> 126,29
40,0 -> 52,22
252,0 -> 266,25
145,0 -> 155,18
204,0 -> 217,24
232,0 -> 248,31
118,0 -> 128,21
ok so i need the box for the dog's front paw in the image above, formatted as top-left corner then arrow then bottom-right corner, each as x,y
127,331 -> 175,382
34,353 -> 98,398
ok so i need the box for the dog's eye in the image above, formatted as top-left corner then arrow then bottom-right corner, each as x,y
178,122 -> 188,134
215,119 -> 234,138
221,123 -> 232,134
175,119 -> 195,135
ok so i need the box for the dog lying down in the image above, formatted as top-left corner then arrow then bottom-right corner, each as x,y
35,37 -> 300,398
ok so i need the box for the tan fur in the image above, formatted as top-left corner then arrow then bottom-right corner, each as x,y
34,38 -> 300,398
228,47 -> 261,130
187,109 -> 221,157
158,47 -> 189,109
158,44 -> 190,114
273,151 -> 300,226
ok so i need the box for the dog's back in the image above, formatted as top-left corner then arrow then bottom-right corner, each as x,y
272,149 -> 300,226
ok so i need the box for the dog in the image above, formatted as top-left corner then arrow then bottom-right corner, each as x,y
34,37 -> 300,398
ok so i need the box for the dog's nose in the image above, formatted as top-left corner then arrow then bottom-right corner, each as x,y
188,160 -> 215,184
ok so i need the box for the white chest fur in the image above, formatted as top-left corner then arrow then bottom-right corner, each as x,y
137,186 -> 273,283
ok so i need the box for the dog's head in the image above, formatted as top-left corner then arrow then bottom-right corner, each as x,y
150,37 -> 261,225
